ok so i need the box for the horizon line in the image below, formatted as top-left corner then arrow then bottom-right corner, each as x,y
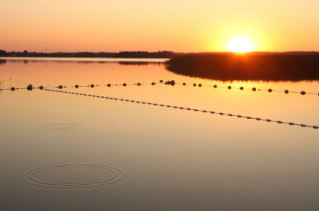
2,50 -> 319,54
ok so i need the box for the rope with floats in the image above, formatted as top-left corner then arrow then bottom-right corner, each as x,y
41,88 -> 319,130
1,80 -> 318,96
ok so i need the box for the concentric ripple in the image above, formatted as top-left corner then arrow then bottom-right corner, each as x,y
24,164 -> 123,188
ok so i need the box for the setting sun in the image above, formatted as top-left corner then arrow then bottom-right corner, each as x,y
227,36 -> 256,53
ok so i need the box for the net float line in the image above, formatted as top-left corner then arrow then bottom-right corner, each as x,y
1,80 -> 318,97
41,88 -> 319,130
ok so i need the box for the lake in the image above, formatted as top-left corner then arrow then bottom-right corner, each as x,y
0,57 -> 318,211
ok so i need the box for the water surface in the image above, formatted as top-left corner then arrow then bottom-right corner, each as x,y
0,58 -> 318,211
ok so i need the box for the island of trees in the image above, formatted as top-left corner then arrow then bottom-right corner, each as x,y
166,52 -> 319,81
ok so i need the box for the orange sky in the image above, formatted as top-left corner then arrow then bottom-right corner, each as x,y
1,0 -> 319,52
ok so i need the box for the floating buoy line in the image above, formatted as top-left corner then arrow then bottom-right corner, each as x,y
40,88 -> 319,130
0,80 -> 318,96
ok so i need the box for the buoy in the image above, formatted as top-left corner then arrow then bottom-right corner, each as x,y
228,86 -> 231,89
11,87 -> 16,91
58,85 -> 63,89
240,87 -> 244,90
301,91 -> 306,95
137,83 -> 141,86
107,84 -> 111,87
193,83 -> 196,87
268,89 -> 272,92
151,82 -> 156,85
75,85 -> 79,88
198,84 -> 202,87
159,80 -> 163,83
213,85 -> 217,88
170,80 -> 175,86
90,84 -> 94,88
284,90 -> 289,94
27,84 -> 33,91
182,83 -> 186,86
252,87 -> 256,91
123,83 -> 127,87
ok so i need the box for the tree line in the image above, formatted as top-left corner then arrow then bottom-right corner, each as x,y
0,49 -> 175,58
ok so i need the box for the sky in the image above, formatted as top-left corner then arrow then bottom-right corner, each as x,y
1,0 -> 319,52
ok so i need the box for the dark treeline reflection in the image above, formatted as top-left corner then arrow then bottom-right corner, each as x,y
166,52 -> 319,81
118,61 -> 162,66
0,59 -> 165,66
0,59 -> 6,65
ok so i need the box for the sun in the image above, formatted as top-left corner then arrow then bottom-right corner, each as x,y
227,36 -> 256,53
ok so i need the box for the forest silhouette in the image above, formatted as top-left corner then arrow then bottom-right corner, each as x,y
167,52 -> 319,81
0,50 -> 174,59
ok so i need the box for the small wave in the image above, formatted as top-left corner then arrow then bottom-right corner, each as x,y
24,164 -> 124,189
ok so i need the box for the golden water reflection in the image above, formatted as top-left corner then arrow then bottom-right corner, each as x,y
0,58 -> 318,210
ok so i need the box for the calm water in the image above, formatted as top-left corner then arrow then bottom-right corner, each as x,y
0,58 -> 318,211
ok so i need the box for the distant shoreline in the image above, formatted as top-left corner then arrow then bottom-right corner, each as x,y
166,52 -> 319,81
2,50 -> 319,81
0,50 -> 176,59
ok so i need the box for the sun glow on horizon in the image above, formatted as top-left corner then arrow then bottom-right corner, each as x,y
227,36 -> 256,53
